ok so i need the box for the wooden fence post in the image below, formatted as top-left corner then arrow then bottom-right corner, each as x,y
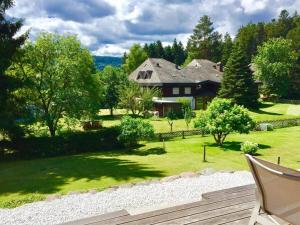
182,131 -> 185,139
159,133 -> 162,142
277,156 -> 280,165
203,145 -> 207,162
163,139 -> 166,151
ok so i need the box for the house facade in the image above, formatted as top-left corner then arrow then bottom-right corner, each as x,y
129,58 -> 223,117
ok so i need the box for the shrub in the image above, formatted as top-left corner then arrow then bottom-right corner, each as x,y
0,126 -> 122,160
118,116 -> 155,147
194,98 -> 255,146
241,141 -> 259,155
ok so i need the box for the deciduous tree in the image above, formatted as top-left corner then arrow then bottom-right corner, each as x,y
12,33 -> 102,137
124,44 -> 147,74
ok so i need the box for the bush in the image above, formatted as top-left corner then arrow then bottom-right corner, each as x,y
194,98 -> 255,146
118,116 -> 155,147
241,141 -> 259,155
0,126 -> 122,160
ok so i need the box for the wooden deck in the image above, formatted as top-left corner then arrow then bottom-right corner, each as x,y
62,184 -> 257,225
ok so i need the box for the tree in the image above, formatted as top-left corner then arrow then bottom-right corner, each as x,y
0,0 -> 27,140
218,44 -> 259,109
118,81 -> 160,116
11,33 -> 102,137
252,38 -> 297,98
118,81 -> 142,115
194,98 -> 254,146
172,39 -> 186,65
123,44 -> 147,74
100,66 -> 128,115
221,33 -> 233,65
178,98 -> 193,129
140,87 -> 161,117
164,45 -> 174,62
118,116 -> 154,147
166,109 -> 177,132
187,15 -> 222,62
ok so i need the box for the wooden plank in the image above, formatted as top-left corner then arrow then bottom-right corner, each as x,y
97,196 -> 255,225
202,184 -> 255,199
61,210 -> 130,225
203,188 -> 255,201
187,208 -> 252,225
155,201 -> 255,225
93,192 -> 255,225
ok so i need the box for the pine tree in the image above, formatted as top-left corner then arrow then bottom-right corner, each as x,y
221,33 -> 233,65
218,44 -> 259,109
172,39 -> 186,65
187,15 -> 222,62
0,0 -> 27,139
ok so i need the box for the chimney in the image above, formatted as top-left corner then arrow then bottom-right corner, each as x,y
216,62 -> 223,72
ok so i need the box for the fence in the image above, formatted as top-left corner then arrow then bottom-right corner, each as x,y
256,118 -> 300,130
156,118 -> 300,141
157,129 -> 204,141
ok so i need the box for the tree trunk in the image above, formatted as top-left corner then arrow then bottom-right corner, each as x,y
47,119 -> 56,137
110,108 -> 113,116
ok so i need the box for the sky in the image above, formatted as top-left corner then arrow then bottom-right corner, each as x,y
7,0 -> 300,56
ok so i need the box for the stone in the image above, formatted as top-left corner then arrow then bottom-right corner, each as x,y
161,175 -> 180,182
180,172 -> 198,178
88,189 -> 97,194
45,194 -> 61,201
201,168 -> 216,176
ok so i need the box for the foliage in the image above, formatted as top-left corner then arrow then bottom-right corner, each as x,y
187,15 -> 223,63
123,44 -> 147,74
118,116 -> 154,147
241,141 -> 259,155
253,38 -> 297,98
118,81 -> 160,116
194,98 -> 255,146
140,87 -> 161,117
166,109 -> 178,132
10,33 -> 102,137
0,127 -> 122,160
100,66 -> 128,115
0,0 -> 28,140
221,33 -> 233,65
177,98 -> 193,129
219,44 -> 259,109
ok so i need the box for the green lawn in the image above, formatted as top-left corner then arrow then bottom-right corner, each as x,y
1,126 -> 300,208
101,102 -> 300,133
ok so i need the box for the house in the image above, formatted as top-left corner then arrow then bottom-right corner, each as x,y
129,58 -> 223,117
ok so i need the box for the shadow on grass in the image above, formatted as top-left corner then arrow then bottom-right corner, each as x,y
249,102 -> 282,116
207,141 -> 271,153
0,154 -> 165,196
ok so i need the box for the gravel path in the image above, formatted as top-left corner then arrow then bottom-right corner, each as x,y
0,171 -> 254,225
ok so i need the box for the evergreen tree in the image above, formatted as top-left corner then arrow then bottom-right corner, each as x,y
221,33 -> 233,65
187,15 -> 222,62
172,39 -> 186,65
0,0 -> 27,140
164,45 -> 174,62
218,44 -> 258,109
154,40 -> 164,58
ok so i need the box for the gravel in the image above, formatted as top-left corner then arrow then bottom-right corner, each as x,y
0,171 -> 254,225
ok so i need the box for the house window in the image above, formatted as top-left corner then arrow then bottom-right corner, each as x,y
184,87 -> 191,95
172,87 -> 179,95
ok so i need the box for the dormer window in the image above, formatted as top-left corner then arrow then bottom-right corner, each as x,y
137,70 -> 152,80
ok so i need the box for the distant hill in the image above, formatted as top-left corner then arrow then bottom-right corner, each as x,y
93,56 -> 122,70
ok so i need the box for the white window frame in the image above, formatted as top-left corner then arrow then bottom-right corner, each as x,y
172,87 -> 180,95
184,87 -> 191,95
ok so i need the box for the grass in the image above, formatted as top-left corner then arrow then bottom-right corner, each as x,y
101,102 -> 300,133
1,126 -> 300,208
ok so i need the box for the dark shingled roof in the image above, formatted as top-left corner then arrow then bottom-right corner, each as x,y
129,58 -> 222,86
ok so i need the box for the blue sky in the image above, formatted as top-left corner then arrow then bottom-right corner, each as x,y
7,0 -> 300,56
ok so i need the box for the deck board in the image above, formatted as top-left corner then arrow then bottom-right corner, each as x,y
62,184 -> 259,225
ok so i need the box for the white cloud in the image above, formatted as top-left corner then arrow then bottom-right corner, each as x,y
6,0 -> 300,56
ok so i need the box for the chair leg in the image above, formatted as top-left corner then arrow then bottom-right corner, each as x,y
249,202 -> 261,225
